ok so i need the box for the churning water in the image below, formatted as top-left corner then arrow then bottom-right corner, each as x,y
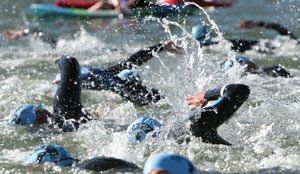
0,0 -> 300,173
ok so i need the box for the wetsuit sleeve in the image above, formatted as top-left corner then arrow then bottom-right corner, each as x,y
188,84 -> 250,145
256,21 -> 297,40
80,66 -> 162,106
106,43 -> 164,74
229,39 -> 258,52
204,86 -> 222,101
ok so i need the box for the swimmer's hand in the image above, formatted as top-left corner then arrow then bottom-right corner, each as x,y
186,91 -> 207,110
2,30 -> 25,40
239,20 -> 258,29
52,74 -> 61,84
163,40 -> 183,54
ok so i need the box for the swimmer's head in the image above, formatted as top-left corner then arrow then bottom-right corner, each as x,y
191,24 -> 207,42
127,116 -> 161,144
62,120 -> 80,132
27,144 -> 75,167
235,55 -> 257,72
9,104 -> 49,125
235,55 -> 250,64
117,69 -> 142,84
80,66 -> 92,80
221,55 -> 253,70
9,104 -> 36,125
221,59 -> 234,70
143,152 -> 198,174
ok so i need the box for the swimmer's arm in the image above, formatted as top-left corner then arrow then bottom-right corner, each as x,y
204,86 -> 223,101
26,26 -> 57,46
106,43 -> 164,73
2,26 -> 57,46
186,85 -> 227,110
240,20 -> 297,40
125,43 -> 164,65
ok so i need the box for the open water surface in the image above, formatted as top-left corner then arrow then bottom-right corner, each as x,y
0,0 -> 300,173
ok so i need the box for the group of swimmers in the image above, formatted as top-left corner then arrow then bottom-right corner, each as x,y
1,5 -> 296,172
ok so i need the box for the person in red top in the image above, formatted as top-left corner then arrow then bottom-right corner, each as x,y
54,0 -> 115,9
54,0 -> 150,10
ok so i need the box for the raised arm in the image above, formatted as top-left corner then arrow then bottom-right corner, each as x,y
53,55 -> 91,130
188,84 -> 250,145
106,43 -> 164,74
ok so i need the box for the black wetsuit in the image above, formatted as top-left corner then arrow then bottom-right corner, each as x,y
80,43 -> 164,106
188,84 -> 250,145
221,58 -> 292,78
230,21 -> 298,52
52,55 -> 91,130
253,21 -> 297,40
205,21 -> 297,53
51,44 -> 165,130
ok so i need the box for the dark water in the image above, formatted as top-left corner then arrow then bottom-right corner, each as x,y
0,0 -> 300,173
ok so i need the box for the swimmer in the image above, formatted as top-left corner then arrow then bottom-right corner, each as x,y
221,55 -> 293,78
9,55 -> 91,132
1,25 -> 57,47
239,20 -> 297,40
127,84 -> 250,145
26,144 -> 139,172
53,41 -> 180,106
191,23 -> 295,53
127,116 -> 161,144
143,152 -> 198,174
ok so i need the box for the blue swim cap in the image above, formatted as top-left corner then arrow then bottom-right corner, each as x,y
143,152 -> 198,174
221,59 -> 234,70
236,55 -> 250,64
9,104 -> 36,125
117,69 -> 142,84
191,24 -> 207,42
80,66 -> 92,80
27,144 -> 74,167
127,116 -> 161,144
62,120 -> 79,132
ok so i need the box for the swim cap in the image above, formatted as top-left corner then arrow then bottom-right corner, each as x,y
221,59 -> 234,70
9,104 -> 36,125
62,120 -> 80,132
143,152 -> 198,174
235,55 -> 250,64
117,69 -> 142,84
80,66 -> 92,80
127,116 -> 161,144
27,144 -> 74,167
191,24 -> 207,42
